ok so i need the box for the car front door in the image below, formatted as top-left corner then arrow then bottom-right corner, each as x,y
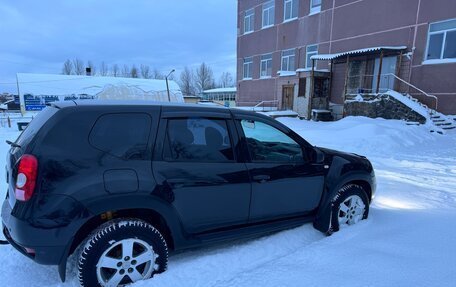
152,109 -> 251,234
235,115 -> 325,222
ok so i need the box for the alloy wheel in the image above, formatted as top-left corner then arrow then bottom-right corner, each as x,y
337,195 -> 366,226
96,238 -> 158,287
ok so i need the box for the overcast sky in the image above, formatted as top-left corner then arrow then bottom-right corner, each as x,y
0,0 -> 237,93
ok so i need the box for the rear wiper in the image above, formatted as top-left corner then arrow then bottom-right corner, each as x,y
5,140 -> 21,148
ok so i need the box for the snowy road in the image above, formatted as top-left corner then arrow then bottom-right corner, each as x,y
1,117 -> 455,286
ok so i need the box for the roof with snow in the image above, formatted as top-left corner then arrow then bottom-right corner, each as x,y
202,87 -> 236,94
16,73 -> 184,102
310,46 -> 407,61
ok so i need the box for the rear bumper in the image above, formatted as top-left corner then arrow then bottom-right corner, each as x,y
2,199 -> 67,265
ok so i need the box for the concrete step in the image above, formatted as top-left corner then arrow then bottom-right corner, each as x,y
442,126 -> 456,130
432,119 -> 446,123
435,122 -> 454,126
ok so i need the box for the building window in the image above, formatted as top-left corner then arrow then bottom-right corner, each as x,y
281,49 -> 295,71
306,45 -> 318,69
310,0 -> 322,14
262,1 -> 275,28
284,0 -> 298,22
426,19 -> 456,61
243,57 -> 253,79
260,54 -> 273,78
244,8 -> 255,34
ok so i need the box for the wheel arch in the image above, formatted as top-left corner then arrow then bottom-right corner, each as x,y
347,180 -> 372,202
68,208 -> 176,257
313,171 -> 374,233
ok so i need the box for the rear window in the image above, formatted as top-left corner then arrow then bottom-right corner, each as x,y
89,113 -> 152,159
16,106 -> 58,146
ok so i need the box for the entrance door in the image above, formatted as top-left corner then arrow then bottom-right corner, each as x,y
372,56 -> 397,92
282,85 -> 294,110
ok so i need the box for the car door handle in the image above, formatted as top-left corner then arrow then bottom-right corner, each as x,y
252,175 -> 270,183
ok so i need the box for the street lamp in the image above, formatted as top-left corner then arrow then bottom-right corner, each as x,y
165,69 -> 175,102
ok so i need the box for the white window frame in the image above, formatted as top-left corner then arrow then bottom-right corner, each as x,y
281,49 -> 295,71
260,54 -> 273,78
244,8 -> 255,34
305,45 -> 318,69
424,18 -> 456,63
310,0 -> 322,15
262,1 -> 275,29
283,0 -> 298,22
243,57 -> 253,80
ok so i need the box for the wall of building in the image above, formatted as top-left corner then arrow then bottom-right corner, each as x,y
237,0 -> 456,114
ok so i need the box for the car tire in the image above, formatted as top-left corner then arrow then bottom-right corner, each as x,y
77,219 -> 168,287
328,184 -> 369,235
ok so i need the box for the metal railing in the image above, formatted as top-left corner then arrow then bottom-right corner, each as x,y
386,73 -> 438,110
236,100 -> 279,112
346,73 -> 438,110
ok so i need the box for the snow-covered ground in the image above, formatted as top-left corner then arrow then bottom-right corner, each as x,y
0,116 -> 455,286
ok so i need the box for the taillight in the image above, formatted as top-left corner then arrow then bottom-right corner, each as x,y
15,154 -> 38,201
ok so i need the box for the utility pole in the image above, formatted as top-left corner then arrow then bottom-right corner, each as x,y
165,69 -> 175,102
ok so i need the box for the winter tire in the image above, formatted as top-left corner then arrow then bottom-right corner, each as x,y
78,219 -> 168,287
328,184 -> 369,234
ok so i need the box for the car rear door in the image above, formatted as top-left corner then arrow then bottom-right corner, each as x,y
152,107 -> 251,234
234,114 -> 325,222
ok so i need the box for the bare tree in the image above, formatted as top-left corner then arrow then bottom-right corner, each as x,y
99,61 -> 109,76
112,64 -> 119,77
219,72 -> 234,88
195,62 -> 215,93
140,64 -> 151,79
152,68 -> 164,80
73,58 -> 85,75
179,66 -> 195,97
87,60 -> 96,76
62,59 -> 73,75
130,65 -> 139,78
121,64 -> 130,77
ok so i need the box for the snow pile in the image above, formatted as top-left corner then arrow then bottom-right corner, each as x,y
0,116 -> 455,287
382,90 -> 431,122
279,116 -> 440,155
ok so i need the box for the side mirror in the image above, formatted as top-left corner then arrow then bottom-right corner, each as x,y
311,147 -> 325,164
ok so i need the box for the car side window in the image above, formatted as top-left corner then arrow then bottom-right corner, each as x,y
240,119 -> 304,162
164,118 -> 234,162
89,113 -> 152,159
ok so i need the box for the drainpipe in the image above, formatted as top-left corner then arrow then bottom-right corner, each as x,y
308,59 -> 315,120
376,50 -> 384,94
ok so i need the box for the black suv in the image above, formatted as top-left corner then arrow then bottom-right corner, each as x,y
2,101 -> 376,286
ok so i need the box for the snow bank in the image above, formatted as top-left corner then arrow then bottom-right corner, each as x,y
278,116 -> 440,156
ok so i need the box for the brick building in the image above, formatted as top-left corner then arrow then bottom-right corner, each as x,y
236,0 -> 456,117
